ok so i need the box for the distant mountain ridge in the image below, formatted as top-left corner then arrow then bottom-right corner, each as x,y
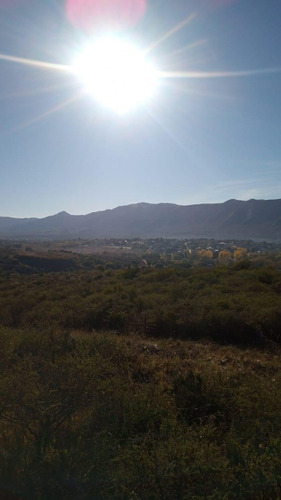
1,199 -> 281,240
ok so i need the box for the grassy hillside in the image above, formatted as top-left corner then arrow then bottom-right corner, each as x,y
1,328 -> 281,499
1,245 -> 281,498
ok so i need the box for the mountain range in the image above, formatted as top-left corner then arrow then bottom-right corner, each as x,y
1,199 -> 281,240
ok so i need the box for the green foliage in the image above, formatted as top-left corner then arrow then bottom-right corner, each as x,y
2,245 -> 281,497
1,329 -> 281,498
2,257 -> 281,344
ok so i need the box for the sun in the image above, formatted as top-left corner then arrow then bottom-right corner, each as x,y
72,36 -> 158,114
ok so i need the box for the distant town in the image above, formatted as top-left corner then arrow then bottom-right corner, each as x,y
1,237 -> 281,273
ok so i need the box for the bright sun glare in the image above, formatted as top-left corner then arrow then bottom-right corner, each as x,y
72,36 -> 158,114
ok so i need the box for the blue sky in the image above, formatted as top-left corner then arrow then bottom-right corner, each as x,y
0,0 -> 281,217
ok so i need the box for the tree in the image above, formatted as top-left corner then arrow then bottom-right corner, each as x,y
218,250 -> 231,264
234,247 -> 248,262
197,249 -> 213,259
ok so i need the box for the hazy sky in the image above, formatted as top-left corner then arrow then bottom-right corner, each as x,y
1,0 -> 281,217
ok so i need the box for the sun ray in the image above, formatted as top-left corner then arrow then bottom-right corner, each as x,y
1,21 -> 281,120
0,53 -> 70,73
159,67 -> 281,79
147,107 -> 188,153
145,13 -> 197,54
9,94 -> 80,133
162,39 -> 207,63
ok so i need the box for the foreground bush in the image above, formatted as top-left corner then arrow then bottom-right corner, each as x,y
1,328 -> 281,499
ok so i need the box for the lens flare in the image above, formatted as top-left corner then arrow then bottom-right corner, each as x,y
66,0 -> 146,31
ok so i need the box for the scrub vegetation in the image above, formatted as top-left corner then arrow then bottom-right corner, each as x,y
1,240 -> 281,499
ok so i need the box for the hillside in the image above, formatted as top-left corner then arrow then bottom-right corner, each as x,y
1,198 -> 281,240
2,244 -> 281,498
2,249 -> 281,499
